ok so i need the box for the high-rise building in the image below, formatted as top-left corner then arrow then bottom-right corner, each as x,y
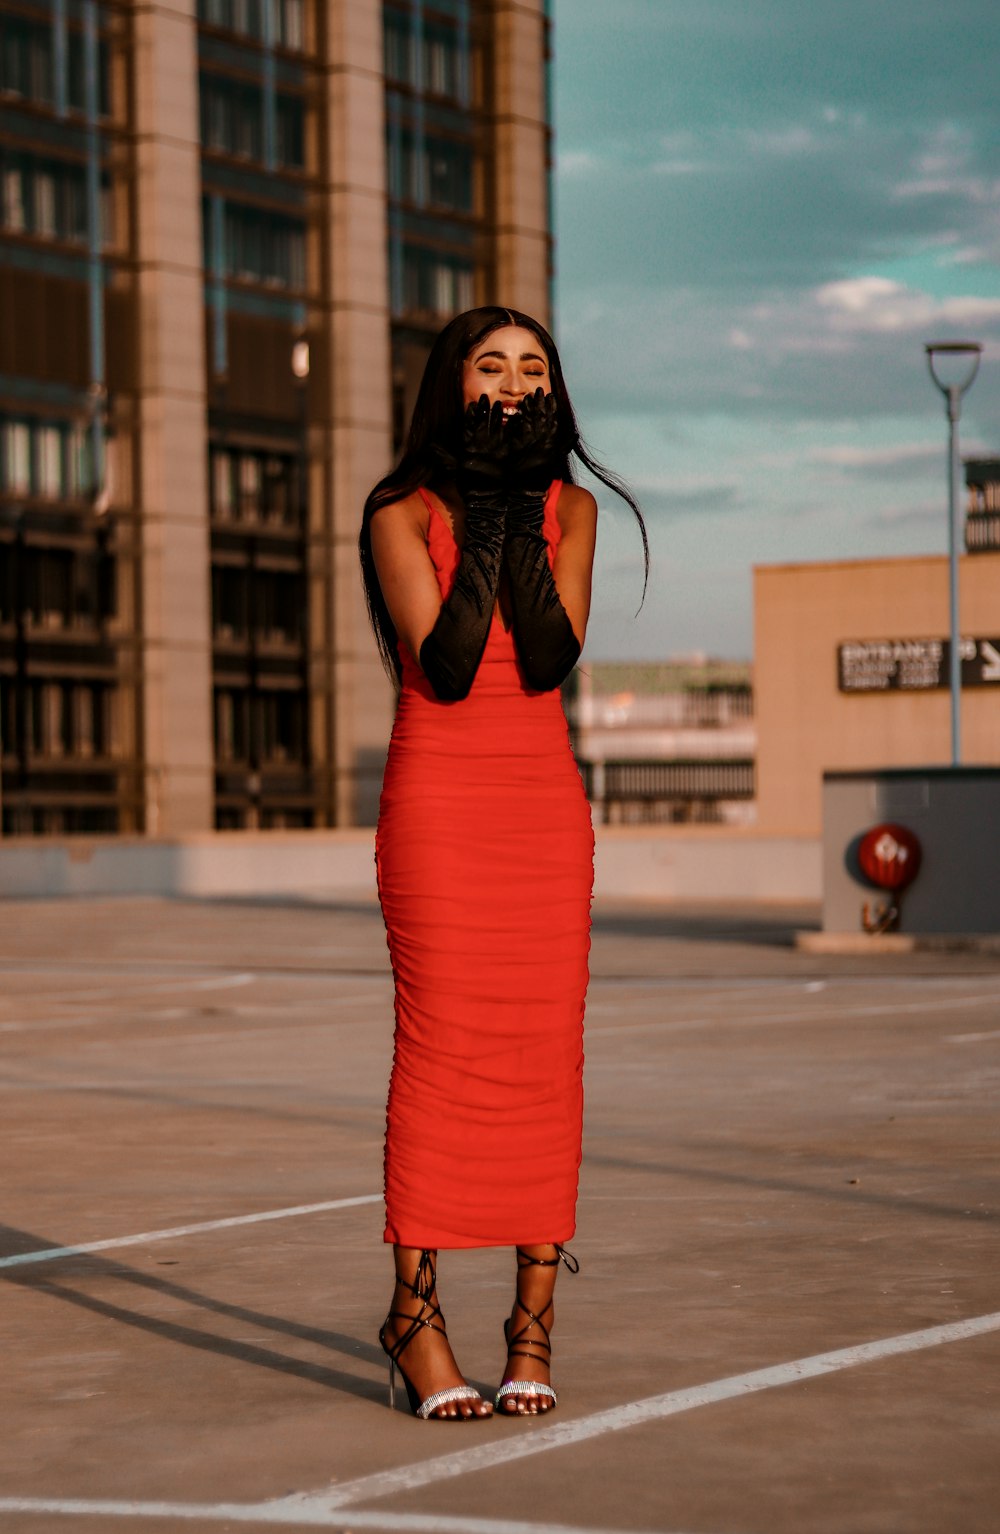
0,0 -> 553,835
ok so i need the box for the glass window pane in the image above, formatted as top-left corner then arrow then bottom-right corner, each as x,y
3,165 -> 26,231
33,168 -> 57,237
212,449 -> 233,518
284,0 -> 304,51
239,453 -> 261,516
3,421 -> 31,492
37,425 -> 63,497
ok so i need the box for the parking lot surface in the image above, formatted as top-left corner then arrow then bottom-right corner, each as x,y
1,895 -> 998,1534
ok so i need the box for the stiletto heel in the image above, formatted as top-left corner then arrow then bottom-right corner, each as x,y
379,1250 -> 489,1420
494,1245 -> 578,1414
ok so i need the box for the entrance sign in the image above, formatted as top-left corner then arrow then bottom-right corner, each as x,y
837,638 -> 1000,693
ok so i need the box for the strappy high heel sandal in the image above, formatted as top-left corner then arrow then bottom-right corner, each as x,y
378,1249 -> 490,1420
493,1244 -> 578,1415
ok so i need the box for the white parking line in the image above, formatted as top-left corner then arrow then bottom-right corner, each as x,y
0,1507 -> 666,1534
0,1194 -> 382,1271
586,987 -> 1000,1036
0,1312 -> 996,1528
323,1310 -> 1000,1508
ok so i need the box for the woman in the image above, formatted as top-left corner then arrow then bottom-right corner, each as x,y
360,306 -> 646,1420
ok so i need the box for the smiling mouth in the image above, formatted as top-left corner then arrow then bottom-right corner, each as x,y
501,404 -> 521,420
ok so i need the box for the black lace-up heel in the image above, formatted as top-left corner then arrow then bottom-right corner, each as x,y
493,1244 -> 578,1414
378,1250 -> 488,1420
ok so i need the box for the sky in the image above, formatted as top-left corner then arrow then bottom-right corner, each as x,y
551,0 -> 1000,661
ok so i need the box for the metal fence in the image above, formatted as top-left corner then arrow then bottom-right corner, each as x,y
578,757 -> 756,823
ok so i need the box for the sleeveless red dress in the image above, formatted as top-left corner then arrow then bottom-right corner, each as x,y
375,480 -> 594,1249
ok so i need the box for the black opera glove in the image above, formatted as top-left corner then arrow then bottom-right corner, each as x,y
419,399 -> 508,702
500,389 -> 580,691
502,494 -> 581,692
505,388 -> 560,494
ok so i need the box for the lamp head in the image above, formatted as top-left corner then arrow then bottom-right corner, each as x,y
925,339 -> 983,396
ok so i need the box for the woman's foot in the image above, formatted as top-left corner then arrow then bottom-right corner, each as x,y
380,1249 -> 492,1420
494,1244 -> 577,1416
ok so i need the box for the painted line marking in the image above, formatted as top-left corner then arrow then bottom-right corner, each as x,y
586,988 -> 1000,1036
0,1506 -> 672,1534
0,1194 -> 382,1271
0,1314 -> 996,1527
322,1310 -> 1000,1508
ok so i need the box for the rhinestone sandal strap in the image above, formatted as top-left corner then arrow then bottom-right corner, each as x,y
415,1385 -> 483,1420
493,1380 -> 557,1407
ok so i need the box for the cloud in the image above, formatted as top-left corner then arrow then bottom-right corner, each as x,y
805,443 -> 940,472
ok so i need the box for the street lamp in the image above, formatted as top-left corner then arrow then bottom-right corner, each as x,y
924,339 -> 982,766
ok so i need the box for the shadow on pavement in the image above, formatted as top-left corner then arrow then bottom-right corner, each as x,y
0,1224 -> 383,1404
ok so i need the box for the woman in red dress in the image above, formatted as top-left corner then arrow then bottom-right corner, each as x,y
360,307 -> 646,1420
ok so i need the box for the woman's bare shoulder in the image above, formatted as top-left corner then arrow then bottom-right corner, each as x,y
556,482 -> 598,529
369,489 -> 430,542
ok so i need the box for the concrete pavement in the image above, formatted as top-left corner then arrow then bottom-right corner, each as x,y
1,896 -> 998,1533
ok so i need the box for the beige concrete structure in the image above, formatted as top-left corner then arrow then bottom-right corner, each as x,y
134,0 -> 215,834
0,823 -> 823,902
491,0 -> 552,320
755,552 -> 1000,836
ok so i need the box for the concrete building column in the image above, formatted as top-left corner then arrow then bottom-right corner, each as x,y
132,0 -> 214,833
320,0 -> 395,825
491,0 -> 552,324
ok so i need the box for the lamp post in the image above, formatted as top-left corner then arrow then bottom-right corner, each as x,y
924,340 -> 982,767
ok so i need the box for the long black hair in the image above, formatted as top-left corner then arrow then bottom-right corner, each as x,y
359,305 -> 648,681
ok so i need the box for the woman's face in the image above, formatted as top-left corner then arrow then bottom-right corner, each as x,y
461,325 -> 552,420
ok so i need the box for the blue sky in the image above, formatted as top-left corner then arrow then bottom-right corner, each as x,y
551,0 -> 1000,659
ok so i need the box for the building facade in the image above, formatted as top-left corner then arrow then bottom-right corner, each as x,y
754,547 -> 1000,837
0,0 -> 553,835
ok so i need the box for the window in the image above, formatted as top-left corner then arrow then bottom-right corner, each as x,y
210,446 -> 299,525
0,17 -> 109,116
0,152 -> 90,245
424,26 -> 461,100
260,690 -> 303,763
384,11 -> 412,85
231,0 -> 264,41
279,0 -> 304,52
238,452 -> 261,517
2,164 -> 25,231
214,687 -> 248,762
0,16 -> 53,104
1,417 -> 99,501
276,93 -> 304,169
426,138 -> 473,212
36,426 -> 62,499
200,0 -> 304,49
401,245 -> 473,318
255,569 -> 301,641
213,566 -> 247,638
2,421 -> 31,493
224,201 -> 306,289
211,449 -> 234,520
384,12 -> 465,100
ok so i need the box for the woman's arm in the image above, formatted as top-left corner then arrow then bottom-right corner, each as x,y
551,484 -> 598,646
502,482 -> 597,690
369,494 -> 445,661
370,487 -> 507,702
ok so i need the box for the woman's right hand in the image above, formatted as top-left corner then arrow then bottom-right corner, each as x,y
457,395 -> 508,501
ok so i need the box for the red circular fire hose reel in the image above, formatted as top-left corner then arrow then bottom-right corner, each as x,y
857,823 -> 922,892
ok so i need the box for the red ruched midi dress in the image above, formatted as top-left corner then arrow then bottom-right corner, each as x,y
376,480 -> 594,1249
